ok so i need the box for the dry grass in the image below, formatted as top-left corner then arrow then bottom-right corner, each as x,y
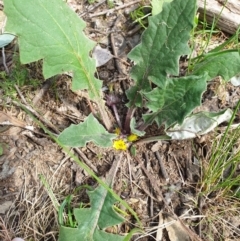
196,120 -> 240,240
1,161 -> 71,241
3,185 -> 58,241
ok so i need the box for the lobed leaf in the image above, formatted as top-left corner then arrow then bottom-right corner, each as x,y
151,0 -> 173,16
58,114 -> 116,148
127,0 -> 196,107
143,74 -> 208,128
192,51 -> 240,81
59,185 -> 125,241
4,0 -> 101,99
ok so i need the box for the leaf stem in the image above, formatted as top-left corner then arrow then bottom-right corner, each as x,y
137,111 -> 156,131
134,135 -> 171,145
97,99 -> 112,131
123,107 -> 136,134
112,104 -> 122,129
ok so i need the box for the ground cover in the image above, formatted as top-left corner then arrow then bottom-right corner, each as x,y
0,0 -> 240,240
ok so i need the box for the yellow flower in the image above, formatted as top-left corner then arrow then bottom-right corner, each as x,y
127,134 -> 138,142
113,139 -> 127,151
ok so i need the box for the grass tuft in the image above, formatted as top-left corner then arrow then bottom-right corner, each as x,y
197,101 -> 240,240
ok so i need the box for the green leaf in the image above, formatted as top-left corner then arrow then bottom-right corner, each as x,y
151,0 -> 173,15
192,51 -> 240,81
143,74 -> 208,128
4,0 -> 101,99
58,114 -> 116,147
130,118 -> 145,137
59,185 -> 125,241
127,0 -> 196,107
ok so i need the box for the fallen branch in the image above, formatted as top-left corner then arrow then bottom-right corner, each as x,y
197,0 -> 240,35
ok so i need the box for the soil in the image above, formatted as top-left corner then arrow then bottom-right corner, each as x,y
0,1 -> 240,241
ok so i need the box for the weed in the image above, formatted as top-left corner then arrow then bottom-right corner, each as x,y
5,0 -> 240,149
199,102 -> 240,196
0,53 -> 40,98
197,101 -> 240,240
3,0 -> 240,240
130,6 -> 151,29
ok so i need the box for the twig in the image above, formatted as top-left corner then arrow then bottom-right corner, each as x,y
127,152 -> 133,192
150,190 -> 153,217
112,104 -> 122,129
89,0 -> 142,17
14,100 -> 100,173
51,151 -> 71,178
105,153 -> 123,186
110,32 -> 126,75
74,89 -> 97,116
139,155 -> 204,241
32,78 -> 55,106
14,84 -> 28,105
127,24 -> 142,36
80,0 -> 106,17
140,154 -> 163,201
2,47 -> 9,74
172,154 -> 185,184
73,147 -> 98,174
0,216 -> 12,241
147,153 -> 154,217
12,100 -> 60,134
155,151 -> 169,182
197,195 -> 203,238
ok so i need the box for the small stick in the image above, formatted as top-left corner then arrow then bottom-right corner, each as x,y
155,151 -> 169,182
172,154 -> 185,184
139,156 -> 204,241
127,25 -> 142,36
80,0 -> 106,17
32,78 -> 55,106
127,152 -> 133,192
13,100 -> 99,173
140,154 -> 163,201
2,47 -> 9,74
146,156 -> 154,217
14,84 -> 28,105
52,150 -> 71,177
112,104 -> 122,129
110,32 -> 127,76
105,153 -> 123,186
0,216 -> 12,241
74,148 -> 98,174
197,195 -> 203,238
90,0 -> 141,17
12,100 -> 60,134
150,190 -> 153,217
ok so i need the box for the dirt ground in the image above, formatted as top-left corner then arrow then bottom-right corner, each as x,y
1,1 -> 240,241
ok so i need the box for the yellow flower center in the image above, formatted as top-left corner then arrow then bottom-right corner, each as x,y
113,139 -> 127,151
